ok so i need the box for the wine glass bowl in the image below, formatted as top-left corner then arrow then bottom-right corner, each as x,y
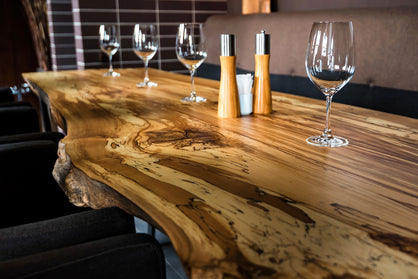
176,23 -> 208,102
133,24 -> 159,87
177,52 -> 207,72
99,25 -> 120,77
305,21 -> 355,147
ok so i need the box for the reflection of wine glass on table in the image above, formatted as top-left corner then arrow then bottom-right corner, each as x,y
133,24 -> 158,87
305,21 -> 355,147
99,25 -> 120,77
176,23 -> 207,102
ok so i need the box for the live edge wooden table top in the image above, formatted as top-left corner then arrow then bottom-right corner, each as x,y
23,68 -> 417,279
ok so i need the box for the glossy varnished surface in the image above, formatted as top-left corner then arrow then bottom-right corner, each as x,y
24,68 -> 418,278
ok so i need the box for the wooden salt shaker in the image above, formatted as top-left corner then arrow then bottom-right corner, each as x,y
218,34 -> 240,118
253,30 -> 272,114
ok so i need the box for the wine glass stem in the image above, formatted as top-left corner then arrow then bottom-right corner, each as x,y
109,55 -> 113,73
190,69 -> 196,98
323,95 -> 333,138
144,60 -> 149,83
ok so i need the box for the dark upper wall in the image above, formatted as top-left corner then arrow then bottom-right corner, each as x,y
48,0 -> 227,72
0,0 -> 38,87
227,0 -> 242,15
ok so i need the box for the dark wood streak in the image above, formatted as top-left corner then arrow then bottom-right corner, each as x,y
331,203 -> 380,221
381,194 -> 418,210
324,273 -> 364,279
142,128 -> 227,150
369,233 -> 418,258
156,156 -> 315,224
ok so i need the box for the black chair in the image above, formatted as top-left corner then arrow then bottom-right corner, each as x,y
0,86 -> 40,136
0,208 -> 166,279
0,105 -> 40,136
0,131 -> 63,145
0,87 -> 14,103
0,132 -> 88,228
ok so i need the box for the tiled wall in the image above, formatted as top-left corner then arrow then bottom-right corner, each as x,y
47,0 -> 78,70
48,0 -> 227,72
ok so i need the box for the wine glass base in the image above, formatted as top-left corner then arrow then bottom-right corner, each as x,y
137,81 -> 157,88
306,135 -> 349,147
181,95 -> 206,103
103,71 -> 120,77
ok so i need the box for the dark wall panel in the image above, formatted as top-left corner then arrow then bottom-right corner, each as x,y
0,0 -> 38,86
67,0 -> 227,72
47,0 -> 77,70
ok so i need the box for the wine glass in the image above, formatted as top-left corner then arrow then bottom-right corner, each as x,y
176,23 -> 207,102
305,21 -> 355,147
133,24 -> 159,87
99,25 -> 120,77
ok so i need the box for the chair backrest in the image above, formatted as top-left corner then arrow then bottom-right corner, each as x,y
0,87 -> 14,103
0,134 -> 87,228
0,106 -> 40,136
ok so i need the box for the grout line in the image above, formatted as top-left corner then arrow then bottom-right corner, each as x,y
46,0 -> 56,71
156,0 -> 162,70
115,0 -> 123,68
81,35 -> 181,40
51,11 -> 73,15
72,8 -> 226,14
73,22 -> 208,26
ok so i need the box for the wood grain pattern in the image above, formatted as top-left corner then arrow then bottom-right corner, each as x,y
218,56 -> 240,118
23,68 -> 418,279
253,54 -> 272,114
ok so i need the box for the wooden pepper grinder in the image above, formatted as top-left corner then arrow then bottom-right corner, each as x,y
253,30 -> 272,114
218,34 -> 240,118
